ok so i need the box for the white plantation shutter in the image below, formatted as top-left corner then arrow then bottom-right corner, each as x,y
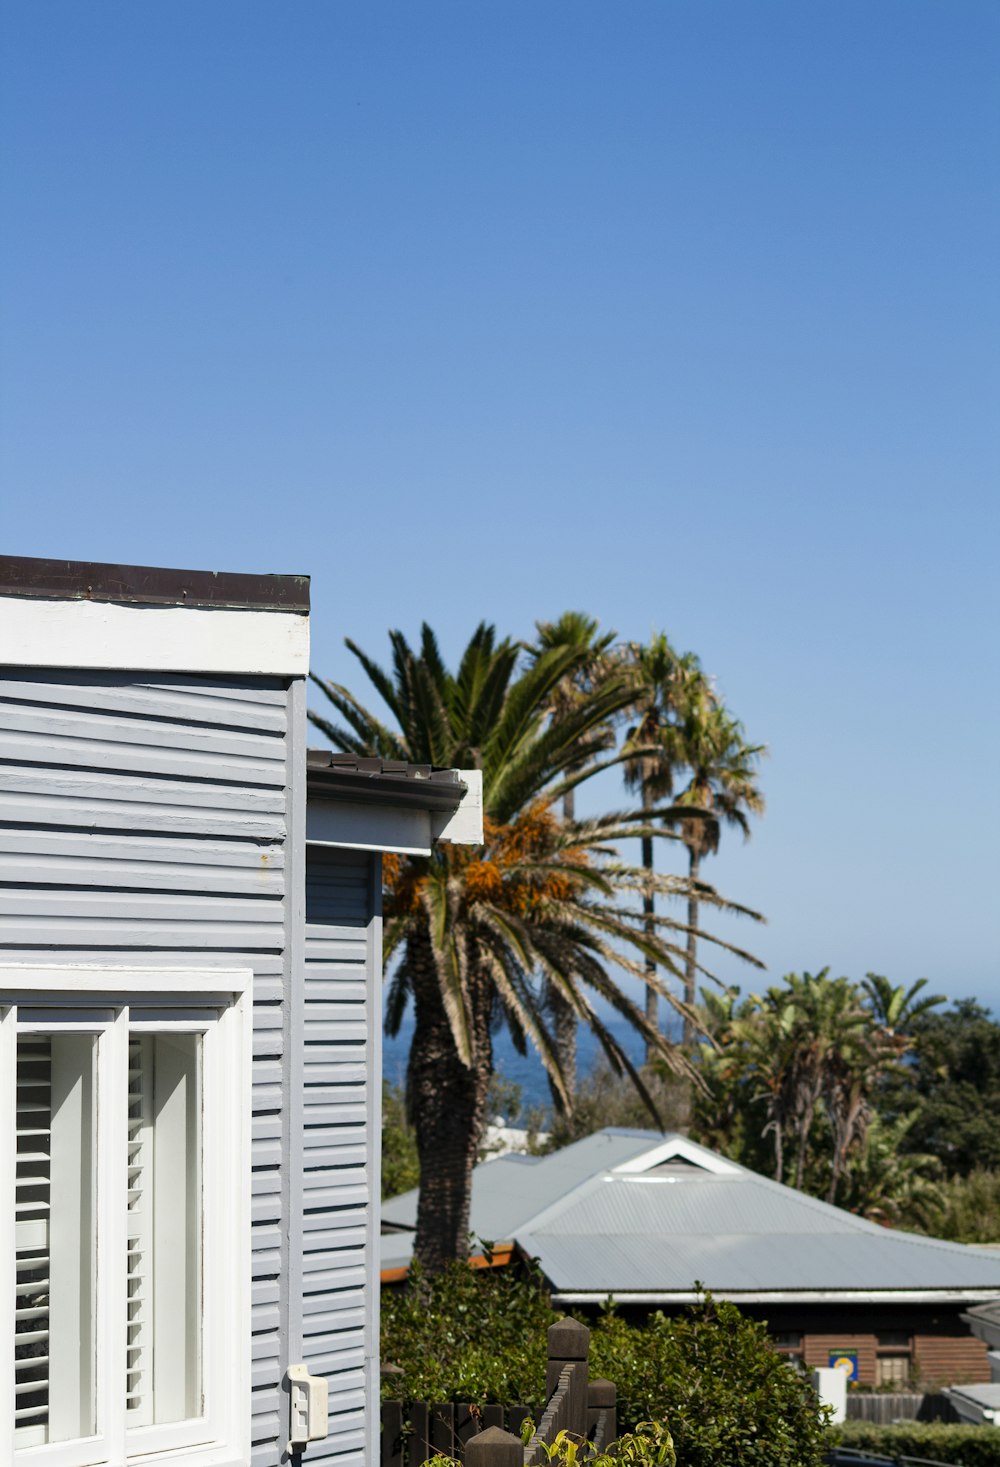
3,969 -> 250,1467
126,1036 -> 153,1426
14,1036 -> 51,1447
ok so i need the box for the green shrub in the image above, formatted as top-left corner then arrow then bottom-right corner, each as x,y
381,1265 -> 831,1467
834,1420 -> 1000,1464
380,1254 -> 557,1410
590,1297 -> 830,1467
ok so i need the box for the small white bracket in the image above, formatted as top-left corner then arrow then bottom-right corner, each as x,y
287,1364 -> 329,1455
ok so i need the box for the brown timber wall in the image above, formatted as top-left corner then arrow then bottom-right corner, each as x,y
914,1332 -> 989,1388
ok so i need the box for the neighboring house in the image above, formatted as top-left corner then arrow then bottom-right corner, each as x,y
0,555 -> 481,1467
381,1128 -> 1000,1388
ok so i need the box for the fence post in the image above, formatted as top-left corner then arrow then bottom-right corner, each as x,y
466,1426 -> 523,1467
587,1379 -> 616,1450
546,1316 -> 590,1440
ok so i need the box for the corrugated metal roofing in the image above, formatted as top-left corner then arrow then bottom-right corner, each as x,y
519,1221 -> 1000,1295
380,1128 -> 1000,1299
380,1128 -> 660,1237
520,1172 -> 858,1238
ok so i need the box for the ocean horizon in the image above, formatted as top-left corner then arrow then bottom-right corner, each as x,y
381,1011 -> 683,1116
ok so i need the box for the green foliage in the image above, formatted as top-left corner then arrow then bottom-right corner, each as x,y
532,1423 -> 676,1467
610,1423 -> 677,1467
690,970 -> 946,1209
426,1423 -> 676,1467
834,1420 -> 1000,1464
883,999 -> 1000,1176
381,1268 -> 829,1467
589,1297 -> 830,1467
542,1060 -> 689,1152
382,1081 -> 420,1200
918,1166 -> 1000,1243
379,1256 -> 557,1410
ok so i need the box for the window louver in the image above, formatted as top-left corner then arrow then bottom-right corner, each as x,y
127,1036 -> 153,1427
14,1036 -> 51,1448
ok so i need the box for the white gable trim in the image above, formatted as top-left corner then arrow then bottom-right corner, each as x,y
612,1135 -> 740,1176
0,595 -> 308,675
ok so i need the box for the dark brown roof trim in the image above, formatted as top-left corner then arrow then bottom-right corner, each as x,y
0,555 -> 309,613
307,750 -> 467,813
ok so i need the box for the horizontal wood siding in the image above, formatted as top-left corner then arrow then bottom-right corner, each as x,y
0,668 -> 291,1466
801,1328 -> 990,1388
303,849 -> 376,1467
914,1332 -> 989,1388
802,1333 -> 879,1385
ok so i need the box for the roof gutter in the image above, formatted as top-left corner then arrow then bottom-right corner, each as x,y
551,1287 -> 1000,1307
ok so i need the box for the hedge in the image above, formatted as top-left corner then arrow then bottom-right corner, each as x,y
381,1259 -> 831,1467
834,1420 -> 1000,1465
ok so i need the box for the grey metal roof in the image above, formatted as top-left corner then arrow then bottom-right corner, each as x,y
380,1129 -> 661,1239
946,1382 -> 1000,1414
381,1129 -> 1000,1302
964,1298 -> 1000,1349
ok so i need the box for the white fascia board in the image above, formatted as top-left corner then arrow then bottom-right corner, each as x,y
306,799 -> 434,856
0,963 -> 252,998
432,769 -> 484,845
0,595 -> 309,675
613,1136 -> 740,1176
550,1288 -> 1000,1307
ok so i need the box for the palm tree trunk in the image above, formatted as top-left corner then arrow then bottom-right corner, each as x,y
642,822 -> 657,1062
684,845 -> 700,1046
408,930 -> 493,1275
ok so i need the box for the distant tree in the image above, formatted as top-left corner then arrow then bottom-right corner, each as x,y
692,970 -> 923,1204
541,1058 -> 690,1152
861,973 -> 946,1050
837,1112 -> 944,1230
885,999 -> 1000,1175
621,636 -> 704,1054
529,612 -> 618,1109
622,640 -> 764,1054
668,704 -> 765,1043
918,1167 -> 1000,1244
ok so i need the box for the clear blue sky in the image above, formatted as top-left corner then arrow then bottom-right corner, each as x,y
2,2 -> 998,1011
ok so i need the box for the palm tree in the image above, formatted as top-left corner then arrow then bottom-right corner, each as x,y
861,973 -> 946,1052
669,703 -> 765,1044
310,622 -> 762,1273
621,634 -> 699,1056
529,612 -> 618,1108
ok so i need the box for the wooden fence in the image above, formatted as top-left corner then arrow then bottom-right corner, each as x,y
381,1317 -> 616,1467
844,1392 -> 957,1425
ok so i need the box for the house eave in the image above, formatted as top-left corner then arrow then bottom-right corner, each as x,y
550,1287 -> 1000,1307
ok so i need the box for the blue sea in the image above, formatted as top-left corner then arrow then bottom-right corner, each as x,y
381,1011 -> 682,1114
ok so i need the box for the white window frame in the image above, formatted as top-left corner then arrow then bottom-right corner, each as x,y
0,965 -> 252,1467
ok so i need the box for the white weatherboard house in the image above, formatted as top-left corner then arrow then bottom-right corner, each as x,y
0,556 -> 482,1467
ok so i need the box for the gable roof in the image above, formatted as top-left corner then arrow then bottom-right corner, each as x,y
381,1129 -> 1000,1304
